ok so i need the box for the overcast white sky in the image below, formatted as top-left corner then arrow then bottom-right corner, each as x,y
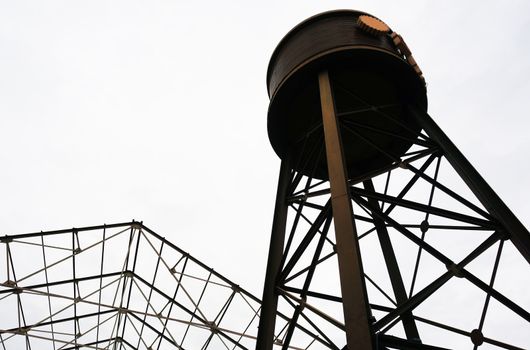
1,0 -> 529,305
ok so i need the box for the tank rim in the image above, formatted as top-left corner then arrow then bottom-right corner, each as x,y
268,44 -> 410,102
266,9 -> 386,96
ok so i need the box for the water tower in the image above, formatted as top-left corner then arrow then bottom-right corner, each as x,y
257,10 -> 530,349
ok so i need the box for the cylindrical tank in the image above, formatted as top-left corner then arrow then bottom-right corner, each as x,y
267,10 -> 427,180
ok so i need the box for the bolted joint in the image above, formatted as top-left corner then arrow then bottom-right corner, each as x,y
499,230 -> 510,241
15,327 -> 29,335
3,280 -> 17,288
297,298 -> 307,312
420,220 -> 429,234
470,329 -> 484,346
131,222 -> 143,230
208,321 -> 219,334
446,263 -> 464,278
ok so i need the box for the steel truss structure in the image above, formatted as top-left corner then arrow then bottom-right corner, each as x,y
257,72 -> 530,349
0,222 -> 320,350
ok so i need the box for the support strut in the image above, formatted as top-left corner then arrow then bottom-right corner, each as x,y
319,70 -> 374,349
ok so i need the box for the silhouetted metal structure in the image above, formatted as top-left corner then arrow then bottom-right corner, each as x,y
0,222 -> 266,349
1,9 -> 529,350
0,222 -> 326,350
257,10 -> 530,350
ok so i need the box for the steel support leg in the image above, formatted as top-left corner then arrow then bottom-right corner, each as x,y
319,70 -> 374,349
409,106 -> 530,264
363,179 -> 420,341
257,159 -> 291,350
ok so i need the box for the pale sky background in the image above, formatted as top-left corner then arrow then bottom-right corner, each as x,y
1,0 -> 529,325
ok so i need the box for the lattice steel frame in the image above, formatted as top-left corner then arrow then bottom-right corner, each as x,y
0,222 -> 322,350
257,70 -> 530,349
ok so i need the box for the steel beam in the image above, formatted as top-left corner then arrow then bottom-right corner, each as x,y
363,179 -> 420,341
256,159 -> 291,350
319,70 -> 373,349
409,106 -> 530,264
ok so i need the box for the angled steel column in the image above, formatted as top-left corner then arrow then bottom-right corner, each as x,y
363,179 -> 420,341
409,106 -> 530,264
319,70 -> 373,349
257,159 -> 291,350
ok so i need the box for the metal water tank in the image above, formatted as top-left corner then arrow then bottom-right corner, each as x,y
267,10 -> 427,179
